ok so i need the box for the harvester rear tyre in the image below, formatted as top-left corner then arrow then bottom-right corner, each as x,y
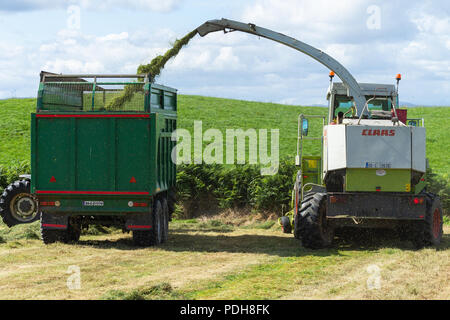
413,195 -> 443,248
0,180 -> 39,227
280,216 -> 292,234
297,193 -> 334,249
132,200 -> 163,247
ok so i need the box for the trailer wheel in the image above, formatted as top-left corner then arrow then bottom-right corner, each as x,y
167,189 -> 176,221
0,180 -> 39,227
297,193 -> 334,249
132,200 -> 163,246
68,217 -> 81,242
161,198 -> 169,243
413,195 -> 443,248
40,216 -> 80,244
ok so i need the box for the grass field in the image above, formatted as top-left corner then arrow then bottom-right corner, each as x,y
0,97 -> 448,300
1,97 -> 449,175
0,217 -> 448,300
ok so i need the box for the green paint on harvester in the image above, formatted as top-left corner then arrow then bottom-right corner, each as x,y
106,30 -> 198,110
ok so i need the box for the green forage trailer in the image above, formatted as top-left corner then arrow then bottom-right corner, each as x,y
2,72 -> 177,246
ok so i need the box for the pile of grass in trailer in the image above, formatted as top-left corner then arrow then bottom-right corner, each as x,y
106,30 -> 198,110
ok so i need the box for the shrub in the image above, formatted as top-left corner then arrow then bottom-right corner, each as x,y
0,160 -> 30,193
176,159 -> 298,215
426,168 -> 449,215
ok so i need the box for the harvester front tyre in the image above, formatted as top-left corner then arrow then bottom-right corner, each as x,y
132,200 -> 163,247
297,193 -> 334,249
413,196 -> 443,248
0,180 -> 39,227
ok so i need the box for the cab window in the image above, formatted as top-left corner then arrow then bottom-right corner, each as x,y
333,95 -> 391,118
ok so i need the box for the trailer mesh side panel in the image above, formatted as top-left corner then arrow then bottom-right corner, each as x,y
40,82 -> 146,112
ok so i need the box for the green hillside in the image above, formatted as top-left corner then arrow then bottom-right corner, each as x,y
0,96 -> 449,175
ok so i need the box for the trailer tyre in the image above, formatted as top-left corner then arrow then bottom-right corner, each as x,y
413,195 -> 443,248
296,193 -> 334,249
40,216 -> 80,244
132,200 -> 163,246
67,217 -> 81,242
0,180 -> 39,227
161,198 -> 169,243
167,189 -> 176,221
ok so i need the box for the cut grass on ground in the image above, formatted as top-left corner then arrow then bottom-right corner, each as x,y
0,217 -> 448,300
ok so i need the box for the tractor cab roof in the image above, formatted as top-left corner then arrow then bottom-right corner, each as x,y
327,82 -> 397,100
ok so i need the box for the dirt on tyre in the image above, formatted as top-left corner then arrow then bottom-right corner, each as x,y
132,199 -> 163,247
0,180 -> 39,227
413,195 -> 443,248
296,192 -> 334,249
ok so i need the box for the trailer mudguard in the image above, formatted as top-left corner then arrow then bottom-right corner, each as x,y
125,212 -> 153,231
41,212 -> 68,230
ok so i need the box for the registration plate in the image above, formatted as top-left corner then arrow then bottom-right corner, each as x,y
82,201 -> 104,207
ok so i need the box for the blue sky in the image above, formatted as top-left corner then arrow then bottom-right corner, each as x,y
0,0 -> 449,106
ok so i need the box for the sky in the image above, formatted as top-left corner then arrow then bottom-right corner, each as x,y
0,0 -> 449,106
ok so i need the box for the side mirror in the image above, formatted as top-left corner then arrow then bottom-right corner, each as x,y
301,119 -> 309,136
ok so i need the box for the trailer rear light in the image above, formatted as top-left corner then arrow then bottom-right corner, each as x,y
40,200 -> 61,207
133,202 -> 148,207
41,201 -> 55,206
128,201 -> 148,207
412,197 -> 424,205
330,195 -> 347,204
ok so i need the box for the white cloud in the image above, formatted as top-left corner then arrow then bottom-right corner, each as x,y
97,32 -> 129,42
42,59 -> 104,73
0,0 -> 183,13
0,0 -> 448,106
